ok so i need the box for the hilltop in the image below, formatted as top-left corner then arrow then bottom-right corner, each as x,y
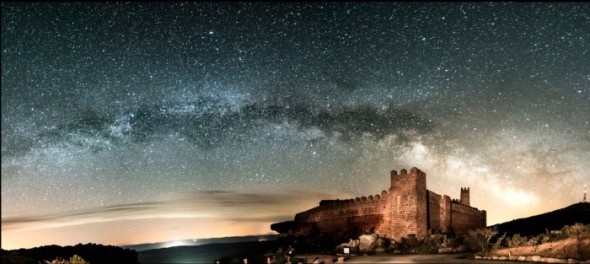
492,202 -> 590,237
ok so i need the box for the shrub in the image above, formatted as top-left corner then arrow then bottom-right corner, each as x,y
398,235 -> 420,253
506,234 -> 527,247
69,255 -> 89,264
465,227 -> 499,254
417,235 -> 445,254
43,254 -> 89,264
43,257 -> 69,264
563,223 -> 590,237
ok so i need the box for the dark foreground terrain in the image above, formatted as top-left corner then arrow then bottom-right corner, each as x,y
1,243 -> 138,264
346,253 -> 518,263
138,240 -> 278,263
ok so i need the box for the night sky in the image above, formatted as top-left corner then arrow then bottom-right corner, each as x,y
2,2 -> 589,250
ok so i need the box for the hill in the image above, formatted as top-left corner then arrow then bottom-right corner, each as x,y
1,243 -> 138,264
138,240 -> 278,264
122,234 -> 277,252
492,202 -> 590,237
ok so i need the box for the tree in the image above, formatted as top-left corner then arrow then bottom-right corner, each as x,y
466,227 -> 499,254
506,234 -> 527,248
492,232 -> 507,250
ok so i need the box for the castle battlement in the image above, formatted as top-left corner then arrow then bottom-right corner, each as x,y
450,199 -> 480,209
319,191 -> 390,207
273,167 -> 487,240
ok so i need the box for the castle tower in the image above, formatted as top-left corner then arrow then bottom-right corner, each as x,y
460,187 -> 470,206
584,184 -> 587,203
389,167 -> 428,239
440,195 -> 452,231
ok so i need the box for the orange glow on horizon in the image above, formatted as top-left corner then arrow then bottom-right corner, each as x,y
1,217 -> 276,250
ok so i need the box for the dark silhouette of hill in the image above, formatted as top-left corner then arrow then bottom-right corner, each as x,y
1,243 -> 138,264
123,234 -> 277,252
138,241 -> 278,264
492,202 -> 590,237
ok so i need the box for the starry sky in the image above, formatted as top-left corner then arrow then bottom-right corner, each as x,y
2,2 -> 589,250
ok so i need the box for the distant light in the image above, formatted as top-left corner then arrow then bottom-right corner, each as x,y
162,240 -> 190,248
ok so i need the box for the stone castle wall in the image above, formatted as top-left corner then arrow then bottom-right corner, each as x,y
427,191 -> 443,231
276,167 -> 486,240
450,202 -> 487,234
293,191 -> 390,235
428,190 -> 486,234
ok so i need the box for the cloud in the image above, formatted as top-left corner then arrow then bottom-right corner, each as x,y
1,189 -> 347,232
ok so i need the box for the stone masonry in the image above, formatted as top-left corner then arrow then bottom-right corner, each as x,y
271,167 -> 486,240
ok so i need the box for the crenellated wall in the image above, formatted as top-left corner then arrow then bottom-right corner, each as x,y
293,191 -> 391,235
277,167 -> 486,240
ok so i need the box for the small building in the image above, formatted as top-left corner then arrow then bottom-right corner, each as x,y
271,167 -> 486,240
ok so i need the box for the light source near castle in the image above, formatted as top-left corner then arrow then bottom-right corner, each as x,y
272,167 -> 486,240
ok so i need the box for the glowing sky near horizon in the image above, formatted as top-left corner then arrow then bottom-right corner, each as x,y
2,2 -> 589,250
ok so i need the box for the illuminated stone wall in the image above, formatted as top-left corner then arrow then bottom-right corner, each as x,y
275,167 -> 486,240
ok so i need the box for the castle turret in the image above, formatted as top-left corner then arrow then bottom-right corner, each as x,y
460,187 -> 470,206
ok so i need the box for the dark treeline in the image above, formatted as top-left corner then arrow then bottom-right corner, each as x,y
2,243 -> 138,264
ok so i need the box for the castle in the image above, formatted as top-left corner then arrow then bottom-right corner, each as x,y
271,167 -> 486,240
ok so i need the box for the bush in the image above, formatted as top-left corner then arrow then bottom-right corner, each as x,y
465,227 -> 499,254
43,257 -> 69,264
43,255 -> 89,264
398,235 -> 420,253
392,234 -> 449,254
448,234 -> 466,248
417,235 -> 445,254
69,255 -> 89,264
562,223 -> 590,237
506,234 -> 528,247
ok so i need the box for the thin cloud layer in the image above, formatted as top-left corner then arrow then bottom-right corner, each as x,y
1,189 -> 346,231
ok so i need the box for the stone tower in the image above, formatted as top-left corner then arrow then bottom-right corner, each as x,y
389,167 -> 428,239
460,187 -> 470,206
